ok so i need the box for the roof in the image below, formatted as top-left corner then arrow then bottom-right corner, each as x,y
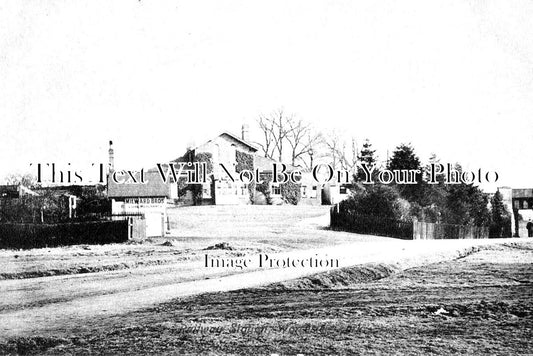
255,156 -> 276,171
220,132 -> 259,151
513,188 -> 533,198
19,185 -> 39,196
107,171 -> 172,198
255,156 -> 300,172
192,132 -> 259,153
170,132 -> 259,163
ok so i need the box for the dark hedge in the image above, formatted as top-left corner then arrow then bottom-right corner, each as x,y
330,208 -> 413,240
0,220 -> 128,249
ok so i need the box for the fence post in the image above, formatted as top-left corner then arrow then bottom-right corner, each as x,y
161,212 -> 165,237
127,217 -> 132,240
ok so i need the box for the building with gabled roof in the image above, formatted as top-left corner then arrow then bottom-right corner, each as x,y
497,187 -> 533,237
107,125 -> 324,207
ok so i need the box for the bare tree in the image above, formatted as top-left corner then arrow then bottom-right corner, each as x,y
285,118 -> 322,167
4,173 -> 37,186
257,115 -> 276,159
271,109 -> 290,162
256,109 -> 291,160
347,137 -> 358,170
324,131 -> 358,171
256,109 -> 322,167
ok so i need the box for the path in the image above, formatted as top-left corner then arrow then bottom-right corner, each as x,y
1,234 -> 528,338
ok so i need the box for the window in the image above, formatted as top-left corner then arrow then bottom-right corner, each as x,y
271,184 -> 281,196
240,184 -> 248,195
301,185 -> 307,198
339,185 -> 348,194
229,144 -> 236,164
514,200 -> 520,209
524,200 -> 529,209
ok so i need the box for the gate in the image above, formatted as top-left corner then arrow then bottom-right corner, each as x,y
111,213 -> 147,240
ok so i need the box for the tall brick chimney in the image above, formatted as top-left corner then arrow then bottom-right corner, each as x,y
108,140 -> 114,171
241,124 -> 249,141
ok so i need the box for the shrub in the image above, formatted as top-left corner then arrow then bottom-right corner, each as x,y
280,180 -> 301,205
256,174 -> 273,205
340,185 -> 405,220
0,220 -> 128,249
235,150 -> 256,203
489,190 -> 512,238
177,152 -> 214,205
331,185 -> 414,239
330,209 -> 413,239
410,202 -> 442,223
76,185 -> 111,217
235,150 -> 254,173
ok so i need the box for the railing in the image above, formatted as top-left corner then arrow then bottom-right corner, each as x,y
330,207 -> 413,240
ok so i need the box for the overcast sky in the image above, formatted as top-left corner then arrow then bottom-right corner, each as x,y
0,0 -> 531,191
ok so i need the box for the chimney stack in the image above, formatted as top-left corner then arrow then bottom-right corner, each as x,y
108,140 -> 114,171
186,140 -> 196,151
241,124 -> 249,141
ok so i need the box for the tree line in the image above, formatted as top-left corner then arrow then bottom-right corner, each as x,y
254,109 -> 511,236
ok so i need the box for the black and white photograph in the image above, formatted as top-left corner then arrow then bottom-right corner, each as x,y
0,1 -> 532,355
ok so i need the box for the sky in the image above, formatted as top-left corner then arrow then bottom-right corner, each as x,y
0,0 -> 532,192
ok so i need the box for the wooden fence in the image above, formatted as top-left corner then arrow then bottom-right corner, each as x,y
330,207 -> 413,239
330,205 -> 489,240
413,220 -> 488,240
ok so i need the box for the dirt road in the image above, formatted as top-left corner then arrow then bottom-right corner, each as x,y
2,242 -> 532,355
1,236 -> 529,339
1,206 -> 532,354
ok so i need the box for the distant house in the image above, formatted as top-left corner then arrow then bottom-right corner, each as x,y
298,171 -> 322,206
175,126 -> 315,205
107,161 -> 175,237
178,128 -> 259,205
511,188 -> 533,237
0,185 -> 20,199
0,184 -> 85,222
106,126 -> 329,207
107,170 -> 177,213
0,184 -> 39,198
107,138 -> 177,219
321,182 -> 353,205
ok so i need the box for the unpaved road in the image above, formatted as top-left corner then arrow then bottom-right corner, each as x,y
1,237 -> 530,339
2,243 -> 532,355
1,206 -> 532,354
